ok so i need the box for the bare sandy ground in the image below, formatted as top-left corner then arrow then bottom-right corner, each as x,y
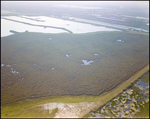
38,101 -> 101,118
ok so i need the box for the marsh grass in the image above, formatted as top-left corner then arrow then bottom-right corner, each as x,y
139,72 -> 149,83
1,31 -> 149,118
2,104 -> 58,118
84,70 -> 149,118
135,101 -> 149,118
1,31 -> 149,105
2,65 -> 149,118
131,85 -> 141,92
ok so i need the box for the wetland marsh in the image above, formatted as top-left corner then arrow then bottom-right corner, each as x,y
86,71 -> 149,118
1,31 -> 149,106
1,1 -> 149,118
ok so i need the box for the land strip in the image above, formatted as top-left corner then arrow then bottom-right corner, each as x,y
70,17 -> 149,33
59,16 -> 149,34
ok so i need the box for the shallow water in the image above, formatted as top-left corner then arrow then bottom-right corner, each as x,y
136,80 -> 149,89
1,15 -> 120,37
1,19 -> 67,37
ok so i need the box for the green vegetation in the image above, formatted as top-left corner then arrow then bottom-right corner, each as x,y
125,99 -> 132,104
118,95 -> 123,102
135,101 -> 149,118
102,112 -> 109,117
85,70 -> 149,118
2,63 -> 148,118
131,85 -> 141,92
139,71 -> 149,83
111,101 -> 117,107
1,2 -> 149,118
91,113 -> 96,117
98,110 -> 101,114
133,102 -> 138,109
1,30 -> 149,118
2,31 -> 148,106
2,104 -> 58,118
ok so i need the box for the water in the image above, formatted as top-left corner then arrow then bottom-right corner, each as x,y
1,15 -> 120,37
136,80 -> 149,89
137,98 -> 143,104
126,101 -> 132,104
1,19 -> 67,37
99,114 -> 105,118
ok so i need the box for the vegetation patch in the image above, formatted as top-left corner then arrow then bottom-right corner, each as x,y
139,72 -> 149,83
135,101 -> 149,118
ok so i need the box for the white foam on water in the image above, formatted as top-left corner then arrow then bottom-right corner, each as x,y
81,60 -> 94,65
1,64 -> 4,67
49,38 -> 52,40
94,54 -> 99,56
